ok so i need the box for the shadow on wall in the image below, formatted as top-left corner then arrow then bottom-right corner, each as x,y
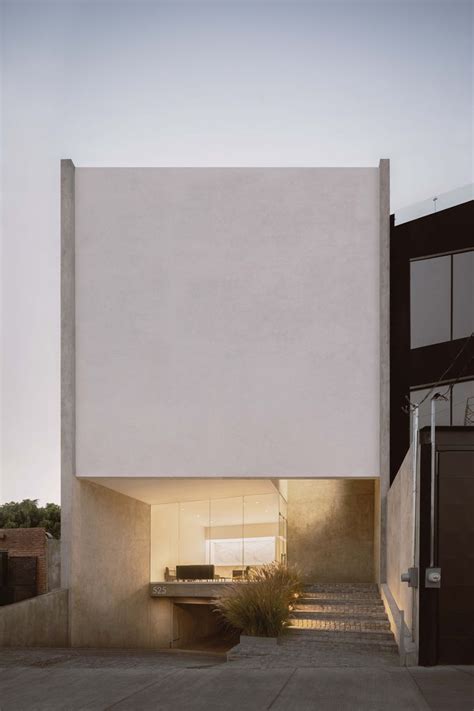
287,479 -> 376,583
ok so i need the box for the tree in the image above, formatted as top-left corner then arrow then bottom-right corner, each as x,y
0,499 -> 61,539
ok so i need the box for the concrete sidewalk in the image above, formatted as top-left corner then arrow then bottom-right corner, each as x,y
0,649 -> 472,710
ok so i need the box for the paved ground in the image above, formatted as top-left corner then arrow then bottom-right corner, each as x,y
228,635 -> 400,668
0,649 -> 472,710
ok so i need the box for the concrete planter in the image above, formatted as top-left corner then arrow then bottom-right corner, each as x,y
240,634 -> 278,649
227,634 -> 279,660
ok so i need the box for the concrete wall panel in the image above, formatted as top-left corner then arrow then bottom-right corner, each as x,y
75,167 -> 382,479
386,447 -> 415,633
61,158 -> 76,591
373,477 -> 381,582
287,479 -> 375,583
69,479 -> 171,648
47,538 -> 61,591
0,589 -> 68,647
379,158 -> 390,582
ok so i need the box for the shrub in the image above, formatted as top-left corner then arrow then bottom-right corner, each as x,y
214,562 -> 302,638
0,499 -> 61,539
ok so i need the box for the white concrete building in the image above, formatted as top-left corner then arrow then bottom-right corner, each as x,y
61,161 -> 390,648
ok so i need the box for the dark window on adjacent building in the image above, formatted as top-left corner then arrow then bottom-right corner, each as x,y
410,256 -> 451,348
410,250 -> 474,349
453,251 -> 474,340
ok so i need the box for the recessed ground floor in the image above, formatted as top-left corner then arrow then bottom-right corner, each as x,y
65,475 -> 381,651
85,475 -> 380,584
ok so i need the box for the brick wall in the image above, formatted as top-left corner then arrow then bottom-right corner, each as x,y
0,529 -> 48,595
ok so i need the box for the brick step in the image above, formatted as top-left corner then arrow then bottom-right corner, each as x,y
282,634 -> 398,654
289,618 -> 391,633
298,595 -> 384,606
290,611 -> 391,629
303,584 -> 379,593
287,620 -> 395,644
294,602 -> 385,614
227,645 -> 399,664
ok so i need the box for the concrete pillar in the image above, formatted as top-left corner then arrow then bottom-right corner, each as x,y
68,479 -> 172,649
379,158 -> 391,582
60,159 -> 76,594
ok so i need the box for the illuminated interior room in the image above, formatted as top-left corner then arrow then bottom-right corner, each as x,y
150,489 -> 287,582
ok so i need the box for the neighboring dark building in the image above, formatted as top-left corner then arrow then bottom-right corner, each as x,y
417,427 -> 474,665
390,198 -> 474,482
390,194 -> 474,666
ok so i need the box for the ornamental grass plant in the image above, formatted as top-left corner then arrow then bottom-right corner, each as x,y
214,562 -> 302,638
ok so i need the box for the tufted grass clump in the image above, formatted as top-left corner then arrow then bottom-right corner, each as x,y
214,562 -> 302,638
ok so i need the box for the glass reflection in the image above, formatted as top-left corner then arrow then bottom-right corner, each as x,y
243,494 -> 279,568
410,256 -> 451,348
209,497 -> 244,579
178,500 -> 210,566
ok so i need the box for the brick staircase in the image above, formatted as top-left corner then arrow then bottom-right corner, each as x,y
287,583 -> 398,653
227,583 -> 400,667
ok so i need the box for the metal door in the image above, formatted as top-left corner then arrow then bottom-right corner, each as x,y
419,435 -> 474,665
437,451 -> 474,663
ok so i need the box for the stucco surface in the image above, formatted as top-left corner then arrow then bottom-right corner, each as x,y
373,478 -> 381,582
47,538 -> 61,591
378,158 -> 390,582
0,589 -> 68,647
75,167 -> 381,479
60,159 -> 75,591
386,447 -> 416,634
287,479 -> 375,583
69,479 -> 171,648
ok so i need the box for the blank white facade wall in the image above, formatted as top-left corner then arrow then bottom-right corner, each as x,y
74,167 -> 382,479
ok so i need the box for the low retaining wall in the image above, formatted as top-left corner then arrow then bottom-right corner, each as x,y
387,448 -> 416,631
386,445 -> 418,664
380,583 -> 416,666
0,589 -> 68,647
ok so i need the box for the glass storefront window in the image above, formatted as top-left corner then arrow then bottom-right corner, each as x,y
150,502 -> 179,581
150,488 -> 288,581
209,497 -> 244,578
243,494 -> 279,567
278,493 -> 288,565
178,500 -> 210,566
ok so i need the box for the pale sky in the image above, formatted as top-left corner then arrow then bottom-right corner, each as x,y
1,0 -> 473,504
